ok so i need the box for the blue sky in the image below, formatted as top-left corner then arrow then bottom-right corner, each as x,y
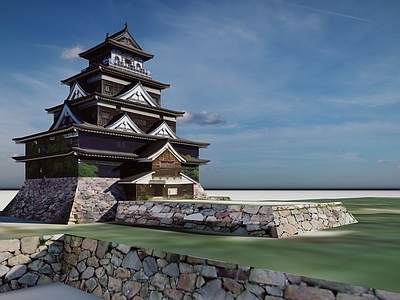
1,0 -> 400,189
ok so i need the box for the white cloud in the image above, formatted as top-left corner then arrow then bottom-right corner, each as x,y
378,159 -> 388,163
179,111 -> 227,125
61,46 -> 83,59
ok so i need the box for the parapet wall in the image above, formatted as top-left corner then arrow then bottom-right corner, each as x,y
116,201 -> 357,238
1,235 -> 399,299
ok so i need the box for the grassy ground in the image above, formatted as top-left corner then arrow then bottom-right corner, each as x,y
1,197 -> 399,293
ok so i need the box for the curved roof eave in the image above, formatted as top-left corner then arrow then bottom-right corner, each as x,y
46,93 -> 184,117
60,65 -> 170,90
13,123 -> 209,148
79,40 -> 154,61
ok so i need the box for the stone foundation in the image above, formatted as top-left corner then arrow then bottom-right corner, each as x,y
1,177 -> 125,224
0,235 -> 64,292
1,178 -> 78,223
273,203 -> 357,237
115,201 -> 357,238
68,177 -> 126,224
1,234 -> 399,299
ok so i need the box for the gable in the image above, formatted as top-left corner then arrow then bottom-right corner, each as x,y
137,141 -> 186,163
66,81 -> 89,100
148,121 -> 177,139
105,113 -> 144,133
112,29 -> 142,50
50,103 -> 82,130
148,142 -> 186,163
117,82 -> 159,107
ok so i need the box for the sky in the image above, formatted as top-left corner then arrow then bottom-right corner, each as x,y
1,0 -> 400,189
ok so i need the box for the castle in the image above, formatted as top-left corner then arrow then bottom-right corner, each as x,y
3,24 -> 209,224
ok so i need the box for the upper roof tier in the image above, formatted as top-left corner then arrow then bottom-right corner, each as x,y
79,23 -> 154,62
65,23 -> 159,83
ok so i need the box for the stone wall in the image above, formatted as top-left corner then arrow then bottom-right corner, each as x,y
0,235 -> 64,293
115,201 -> 357,238
1,234 -> 399,299
61,235 -> 400,300
68,177 -> 126,224
273,203 -> 357,237
1,178 -> 78,223
1,177 -> 125,224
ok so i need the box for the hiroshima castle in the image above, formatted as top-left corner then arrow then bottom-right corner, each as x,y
3,24 -> 210,223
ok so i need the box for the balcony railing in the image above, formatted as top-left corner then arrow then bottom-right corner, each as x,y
81,58 -> 152,78
103,58 -> 152,78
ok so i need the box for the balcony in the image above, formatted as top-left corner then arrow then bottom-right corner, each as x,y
102,58 -> 152,78
81,58 -> 152,78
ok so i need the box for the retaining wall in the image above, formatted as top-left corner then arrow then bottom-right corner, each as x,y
1,178 -> 77,223
1,177 -> 125,224
1,235 -> 399,299
116,201 -> 357,238
0,235 -> 64,292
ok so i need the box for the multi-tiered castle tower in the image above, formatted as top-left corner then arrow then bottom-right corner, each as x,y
3,24 -> 209,223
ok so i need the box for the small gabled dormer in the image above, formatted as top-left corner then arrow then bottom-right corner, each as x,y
148,121 -> 178,139
66,81 -> 89,101
116,82 -> 160,107
49,102 -> 83,130
105,113 -> 144,134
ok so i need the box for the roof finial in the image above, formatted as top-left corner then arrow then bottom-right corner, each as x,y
105,32 -> 109,40
124,22 -> 128,30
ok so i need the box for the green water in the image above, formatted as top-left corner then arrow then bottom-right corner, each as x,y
1,197 -> 399,293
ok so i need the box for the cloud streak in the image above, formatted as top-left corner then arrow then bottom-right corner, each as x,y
179,111 -> 227,125
274,0 -> 375,23
61,46 -> 83,59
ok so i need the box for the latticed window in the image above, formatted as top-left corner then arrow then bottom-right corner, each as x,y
160,162 -> 174,168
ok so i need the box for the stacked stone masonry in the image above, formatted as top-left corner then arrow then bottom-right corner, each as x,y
0,235 -> 64,293
116,201 -> 357,238
1,235 -> 399,299
68,177 -> 126,224
1,178 -> 78,223
1,177 -> 126,224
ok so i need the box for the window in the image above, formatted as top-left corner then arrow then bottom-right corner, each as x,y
161,162 -> 174,168
100,111 -> 111,125
117,141 -> 126,149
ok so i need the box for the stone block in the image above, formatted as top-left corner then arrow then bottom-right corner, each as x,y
7,254 -> 31,266
82,266 -> 95,279
4,265 -> 27,282
162,262 -> 180,277
122,281 -> 142,298
17,272 -> 39,286
374,289 -> 400,300
81,238 -> 98,252
121,251 -> 142,270
177,273 -> 197,292
0,265 -> 10,277
0,252 -> 13,263
249,268 -> 286,287
285,285 -> 335,300
108,276 -> 122,293
0,240 -> 20,253
143,256 -> 158,277
20,236 -> 40,254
